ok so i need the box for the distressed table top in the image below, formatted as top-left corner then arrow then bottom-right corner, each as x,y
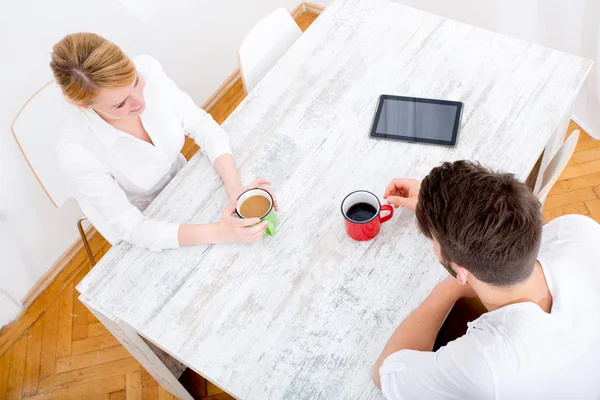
78,0 -> 592,398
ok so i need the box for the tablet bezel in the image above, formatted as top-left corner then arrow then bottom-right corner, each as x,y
369,94 -> 463,147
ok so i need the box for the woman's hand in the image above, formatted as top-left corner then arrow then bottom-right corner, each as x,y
214,203 -> 268,243
383,178 -> 421,213
230,178 -> 280,211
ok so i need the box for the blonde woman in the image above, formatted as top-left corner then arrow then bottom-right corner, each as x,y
51,33 -> 277,251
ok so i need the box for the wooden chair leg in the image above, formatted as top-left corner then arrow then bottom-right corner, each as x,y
77,217 -> 96,266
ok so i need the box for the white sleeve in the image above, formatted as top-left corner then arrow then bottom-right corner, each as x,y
379,335 -> 495,400
57,143 -> 180,252
137,55 -> 232,164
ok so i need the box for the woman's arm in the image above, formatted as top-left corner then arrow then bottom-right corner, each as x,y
58,145 -> 267,250
213,154 -> 243,203
178,203 -> 267,245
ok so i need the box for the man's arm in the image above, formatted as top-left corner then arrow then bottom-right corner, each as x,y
373,278 -> 465,388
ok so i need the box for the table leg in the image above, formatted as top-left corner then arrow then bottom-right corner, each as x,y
533,103 -> 575,194
79,295 -> 194,400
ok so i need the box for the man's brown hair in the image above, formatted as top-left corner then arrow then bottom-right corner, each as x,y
415,161 -> 543,286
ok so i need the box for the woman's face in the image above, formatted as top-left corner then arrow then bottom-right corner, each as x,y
87,72 -> 147,120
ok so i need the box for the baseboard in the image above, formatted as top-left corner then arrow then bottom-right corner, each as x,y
20,225 -> 98,308
204,1 -> 324,112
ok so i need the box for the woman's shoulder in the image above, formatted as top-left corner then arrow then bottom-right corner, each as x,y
57,110 -> 98,155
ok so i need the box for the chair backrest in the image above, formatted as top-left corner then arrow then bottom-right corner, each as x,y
11,81 -> 76,208
536,130 -> 580,202
11,81 -> 119,244
238,7 -> 302,93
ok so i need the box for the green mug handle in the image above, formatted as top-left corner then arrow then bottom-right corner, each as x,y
261,208 -> 278,236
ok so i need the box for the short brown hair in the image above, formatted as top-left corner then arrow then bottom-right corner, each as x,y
50,33 -> 135,105
416,161 -> 543,286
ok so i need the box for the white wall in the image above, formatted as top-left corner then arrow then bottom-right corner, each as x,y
0,0 -> 299,314
314,0 -> 600,138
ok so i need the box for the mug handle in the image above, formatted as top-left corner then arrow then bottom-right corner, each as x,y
379,204 -> 394,223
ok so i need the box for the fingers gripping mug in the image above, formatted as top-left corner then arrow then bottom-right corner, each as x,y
236,188 -> 277,236
341,190 -> 394,241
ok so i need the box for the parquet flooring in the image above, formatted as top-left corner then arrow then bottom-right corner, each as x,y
1,10 -> 599,400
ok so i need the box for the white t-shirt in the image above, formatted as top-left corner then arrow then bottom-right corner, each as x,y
380,214 -> 600,399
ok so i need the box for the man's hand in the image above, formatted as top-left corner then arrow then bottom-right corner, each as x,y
384,178 -> 421,213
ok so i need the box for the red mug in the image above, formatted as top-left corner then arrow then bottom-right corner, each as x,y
341,190 -> 394,241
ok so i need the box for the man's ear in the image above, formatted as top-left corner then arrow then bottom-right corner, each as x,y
454,265 -> 470,285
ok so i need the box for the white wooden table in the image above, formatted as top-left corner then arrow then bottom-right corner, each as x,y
77,0 -> 592,398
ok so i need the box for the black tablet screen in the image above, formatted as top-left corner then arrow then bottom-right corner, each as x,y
371,95 -> 462,146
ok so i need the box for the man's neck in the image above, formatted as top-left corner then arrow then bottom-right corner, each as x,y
478,261 -> 553,313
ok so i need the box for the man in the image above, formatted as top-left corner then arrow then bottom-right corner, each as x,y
373,160 -> 600,399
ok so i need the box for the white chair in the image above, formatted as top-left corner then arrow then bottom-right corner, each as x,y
11,81 -> 118,265
238,7 -> 302,94
535,130 -> 580,203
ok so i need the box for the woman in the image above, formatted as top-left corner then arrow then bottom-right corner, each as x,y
51,32 -> 276,251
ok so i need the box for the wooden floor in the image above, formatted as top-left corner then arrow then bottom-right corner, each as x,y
1,9 -> 599,400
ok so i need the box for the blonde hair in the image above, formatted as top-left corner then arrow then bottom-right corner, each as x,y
50,33 -> 136,105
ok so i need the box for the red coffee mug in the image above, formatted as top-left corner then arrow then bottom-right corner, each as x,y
341,190 -> 394,241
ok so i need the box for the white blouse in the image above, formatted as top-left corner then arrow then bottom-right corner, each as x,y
56,55 -> 232,251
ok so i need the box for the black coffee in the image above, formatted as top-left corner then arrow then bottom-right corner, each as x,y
347,203 -> 377,222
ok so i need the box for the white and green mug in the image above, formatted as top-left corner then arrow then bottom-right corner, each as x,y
236,188 -> 277,236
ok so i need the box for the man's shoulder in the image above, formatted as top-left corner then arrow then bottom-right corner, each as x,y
543,214 -> 600,241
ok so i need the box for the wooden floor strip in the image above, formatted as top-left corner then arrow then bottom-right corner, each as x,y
542,202 -> 589,223
560,159 -> 600,180
22,318 -> 44,396
71,267 -> 90,342
544,187 -> 597,210
27,375 -> 126,400
575,134 -> 600,151
585,199 -> 600,221
157,386 -> 177,400
6,334 -> 27,400
71,334 -> 120,356
110,390 -> 126,400
87,322 -> 110,338
569,147 -> 600,166
551,172 -> 600,195
0,349 -> 12,400
141,369 -> 158,400
37,357 -> 139,394
54,346 -> 132,374
55,282 -> 74,358
39,300 -> 59,379
125,371 -> 142,400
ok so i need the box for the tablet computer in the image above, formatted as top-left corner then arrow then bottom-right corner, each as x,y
369,95 -> 463,147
